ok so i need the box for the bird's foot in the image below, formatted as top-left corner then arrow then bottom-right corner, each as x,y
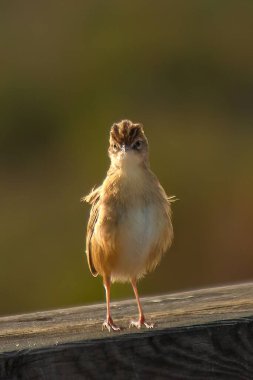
102,316 -> 121,332
129,316 -> 154,329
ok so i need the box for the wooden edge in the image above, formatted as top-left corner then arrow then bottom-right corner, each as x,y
0,282 -> 253,354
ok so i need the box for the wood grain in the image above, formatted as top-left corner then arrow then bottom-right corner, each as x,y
0,282 -> 253,379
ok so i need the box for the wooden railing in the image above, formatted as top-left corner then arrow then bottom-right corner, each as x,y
1,282 -> 253,379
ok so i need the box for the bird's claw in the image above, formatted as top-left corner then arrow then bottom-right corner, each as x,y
102,319 -> 121,332
129,319 -> 154,329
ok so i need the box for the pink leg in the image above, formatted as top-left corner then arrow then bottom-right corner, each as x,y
129,278 -> 154,329
102,276 -> 121,332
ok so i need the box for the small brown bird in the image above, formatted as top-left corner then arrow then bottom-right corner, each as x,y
82,120 -> 175,331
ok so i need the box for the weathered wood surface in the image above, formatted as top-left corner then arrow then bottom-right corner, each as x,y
0,282 -> 253,379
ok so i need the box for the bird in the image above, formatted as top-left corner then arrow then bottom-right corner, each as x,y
82,120 -> 175,332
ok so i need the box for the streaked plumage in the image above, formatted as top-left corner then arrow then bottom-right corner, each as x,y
82,120 -> 175,331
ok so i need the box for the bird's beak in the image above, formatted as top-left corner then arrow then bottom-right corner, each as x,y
121,144 -> 130,154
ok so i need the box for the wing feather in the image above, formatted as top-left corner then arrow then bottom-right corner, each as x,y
82,186 -> 101,277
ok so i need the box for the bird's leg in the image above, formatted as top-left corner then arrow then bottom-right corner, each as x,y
102,276 -> 121,332
129,278 -> 154,329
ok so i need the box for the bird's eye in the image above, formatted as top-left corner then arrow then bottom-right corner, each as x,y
113,144 -> 118,151
133,140 -> 142,150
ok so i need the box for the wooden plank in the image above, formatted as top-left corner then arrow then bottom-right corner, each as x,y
0,282 -> 253,353
0,282 -> 253,379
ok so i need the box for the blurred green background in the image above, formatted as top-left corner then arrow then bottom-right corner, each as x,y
1,1 -> 253,316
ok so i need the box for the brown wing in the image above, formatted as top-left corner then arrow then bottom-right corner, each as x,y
82,187 -> 101,277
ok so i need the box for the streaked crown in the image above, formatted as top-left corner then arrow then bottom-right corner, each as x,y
109,120 -> 148,155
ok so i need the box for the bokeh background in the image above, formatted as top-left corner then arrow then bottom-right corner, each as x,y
1,1 -> 253,316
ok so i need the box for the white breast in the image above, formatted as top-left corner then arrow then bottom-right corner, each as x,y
98,156 -> 171,281
112,203 -> 165,281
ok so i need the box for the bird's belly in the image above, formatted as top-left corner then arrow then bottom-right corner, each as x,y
112,204 -> 165,280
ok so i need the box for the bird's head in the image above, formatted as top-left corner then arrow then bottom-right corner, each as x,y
108,120 -> 149,168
